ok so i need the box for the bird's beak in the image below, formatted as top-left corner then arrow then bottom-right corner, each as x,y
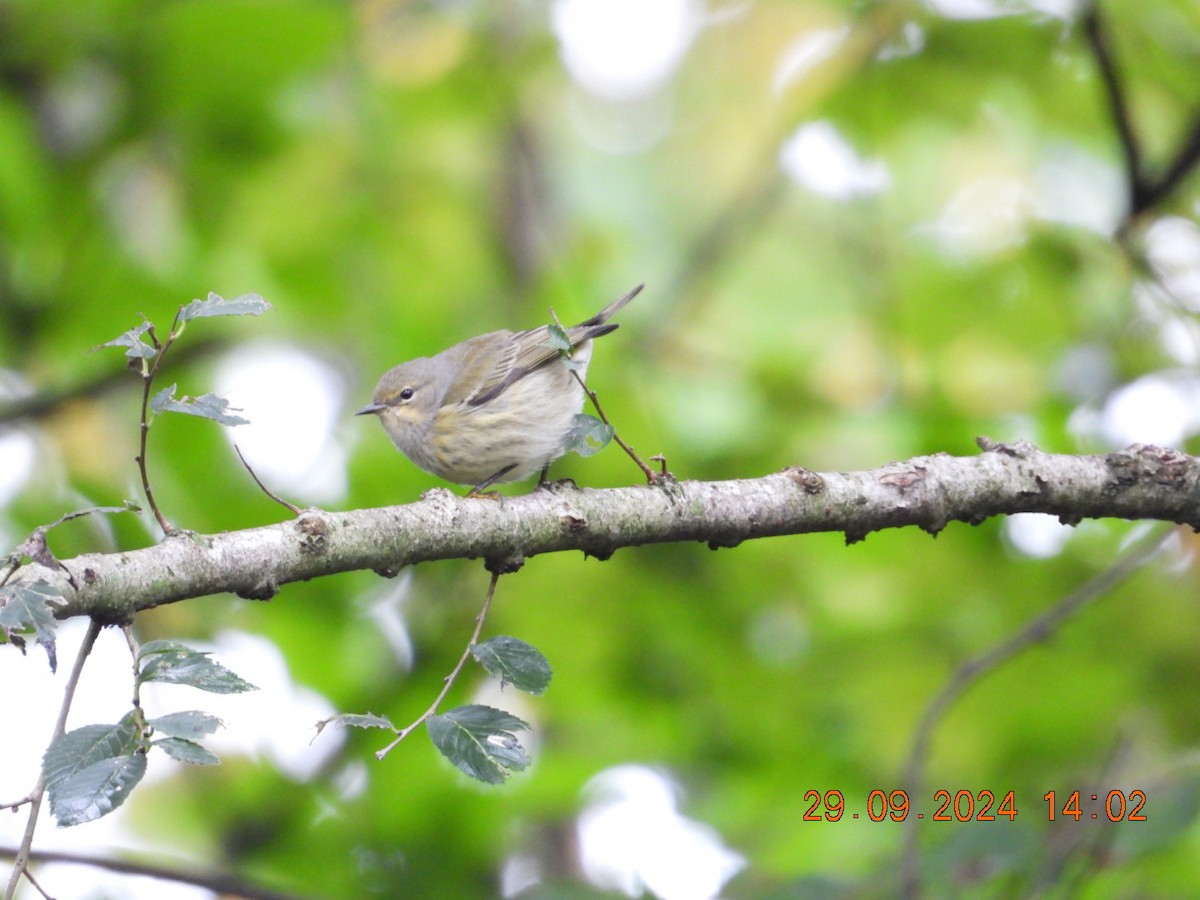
356,401 -> 386,416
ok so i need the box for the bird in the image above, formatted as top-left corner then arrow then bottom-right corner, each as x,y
357,285 -> 642,493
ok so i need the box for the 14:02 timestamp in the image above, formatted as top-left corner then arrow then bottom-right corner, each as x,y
1044,790 -> 1147,821
803,789 -> 1148,822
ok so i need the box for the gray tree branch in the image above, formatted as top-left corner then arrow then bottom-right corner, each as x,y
14,439 -> 1200,624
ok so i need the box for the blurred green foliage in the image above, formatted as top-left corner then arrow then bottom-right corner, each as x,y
3,0 -> 1200,896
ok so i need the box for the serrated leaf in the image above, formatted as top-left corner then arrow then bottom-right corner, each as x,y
563,414 -> 614,458
48,754 -> 147,826
147,711 -> 223,740
44,716 -> 142,781
317,713 -> 395,734
149,385 -> 249,426
137,641 -> 257,694
154,737 -> 220,766
0,580 -> 65,645
180,292 -> 271,321
97,322 -> 156,360
427,705 -> 531,785
471,636 -> 553,695
547,321 -> 572,352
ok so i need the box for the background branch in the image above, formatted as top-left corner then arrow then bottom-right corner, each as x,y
0,846 -> 304,900
896,526 -> 1172,899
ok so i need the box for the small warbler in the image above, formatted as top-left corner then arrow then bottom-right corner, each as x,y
357,284 -> 642,491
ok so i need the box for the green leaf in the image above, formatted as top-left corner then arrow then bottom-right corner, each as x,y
44,712 -> 146,825
147,710 -> 223,740
426,705 -> 531,785
48,753 -> 147,826
138,638 -> 190,657
137,641 -> 258,693
154,737 -> 220,766
563,414 -> 614,458
559,355 -> 586,373
471,636 -> 553,695
44,715 -> 142,784
0,580 -> 65,645
150,384 -> 250,426
547,321 -> 571,352
180,291 -> 272,321
97,322 -> 156,360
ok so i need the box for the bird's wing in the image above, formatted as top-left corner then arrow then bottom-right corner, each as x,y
463,286 -> 643,407
464,326 -> 552,408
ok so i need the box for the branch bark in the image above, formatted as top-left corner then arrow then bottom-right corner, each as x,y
18,439 -> 1200,623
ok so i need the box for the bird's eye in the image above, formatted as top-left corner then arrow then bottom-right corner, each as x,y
399,387 -> 414,401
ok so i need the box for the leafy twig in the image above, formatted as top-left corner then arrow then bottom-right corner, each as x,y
376,570 -> 501,760
134,320 -> 172,534
4,619 -> 102,900
98,292 -> 270,536
547,307 -> 665,484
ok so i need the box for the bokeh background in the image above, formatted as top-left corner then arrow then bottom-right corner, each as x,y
3,0 -> 1200,896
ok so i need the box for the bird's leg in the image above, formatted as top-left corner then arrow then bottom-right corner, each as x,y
467,463 -> 518,498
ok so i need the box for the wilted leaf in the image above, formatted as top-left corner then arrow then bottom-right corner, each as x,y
471,636 -> 553,695
15,528 -> 66,575
137,640 -> 257,693
150,385 -> 249,426
427,705 -> 531,785
154,737 -> 220,766
147,710 -> 223,740
0,580 -> 65,645
563,414 -> 613,458
316,712 -> 395,735
48,504 -> 141,528
97,322 -> 156,360
180,292 -> 271,321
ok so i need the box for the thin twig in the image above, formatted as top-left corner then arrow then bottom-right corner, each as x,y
5,619 -> 103,900
19,866 -> 51,900
568,368 -> 661,484
234,445 -> 301,515
1083,3 -> 1200,223
0,794 -> 36,814
376,570 -> 502,760
897,526 -> 1172,900
1082,3 -> 1144,216
135,324 -> 173,536
1140,114 -> 1200,213
1034,734 -> 1131,896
